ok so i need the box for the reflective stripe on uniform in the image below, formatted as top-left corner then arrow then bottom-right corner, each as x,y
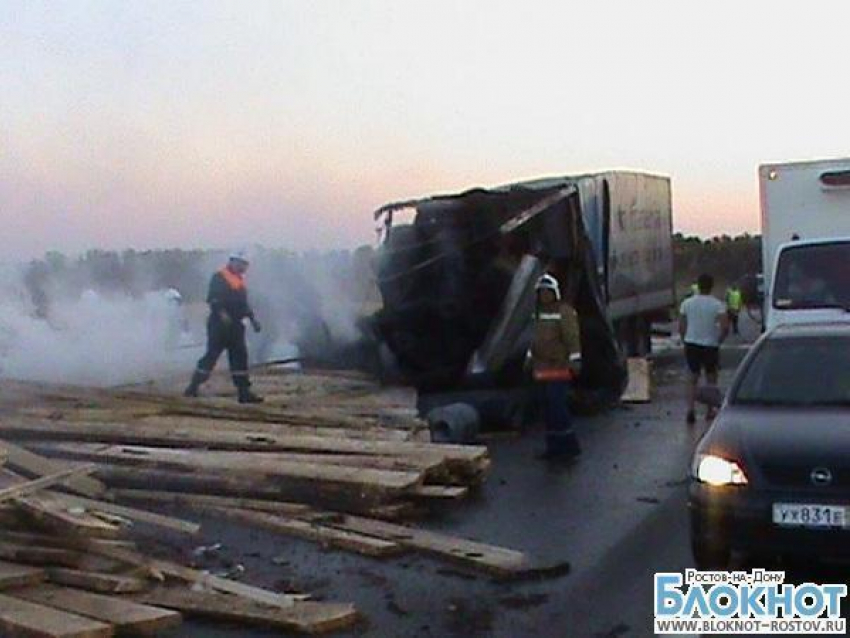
537,313 -> 562,320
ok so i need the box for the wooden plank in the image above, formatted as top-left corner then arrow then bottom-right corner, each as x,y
138,415 -> 415,441
0,531 -> 135,552
135,587 -> 357,635
411,485 -> 469,500
0,561 -> 44,590
0,592 -> 113,637
214,508 -> 404,557
110,490 -> 313,517
325,516 -> 532,579
38,444 -> 424,495
51,494 -> 200,536
0,543 -> 82,569
94,549 -> 303,608
0,465 -> 97,505
621,357 -> 651,403
13,494 -> 122,539
14,586 -> 181,636
0,441 -> 104,498
2,418 -> 483,464
47,568 -> 147,594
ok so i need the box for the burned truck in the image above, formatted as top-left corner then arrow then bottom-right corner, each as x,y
371,171 -> 674,425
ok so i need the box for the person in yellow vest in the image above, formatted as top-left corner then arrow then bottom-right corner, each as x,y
184,251 -> 263,403
529,273 -> 581,460
725,284 -> 743,335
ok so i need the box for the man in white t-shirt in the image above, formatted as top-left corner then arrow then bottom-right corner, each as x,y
679,273 -> 729,424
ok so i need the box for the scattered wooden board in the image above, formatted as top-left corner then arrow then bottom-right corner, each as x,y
136,587 -> 358,635
0,543 -> 82,569
0,592 -> 113,637
621,357 -> 651,403
0,441 -> 105,498
325,516 -> 532,579
14,585 -> 181,635
0,465 -> 97,505
52,494 -> 200,536
0,560 -> 45,590
91,548 -> 303,609
215,508 -> 405,558
411,485 -> 469,500
47,568 -> 147,594
13,494 -> 122,539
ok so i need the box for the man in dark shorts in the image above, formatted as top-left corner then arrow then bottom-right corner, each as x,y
679,274 -> 729,424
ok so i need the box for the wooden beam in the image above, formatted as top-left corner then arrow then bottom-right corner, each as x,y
14,586 -> 182,635
0,592 -> 113,637
0,441 -> 104,498
0,561 -> 45,590
135,587 -> 358,635
214,508 -> 405,558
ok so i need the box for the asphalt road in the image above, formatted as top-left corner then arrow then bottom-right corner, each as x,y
155,315 -> 848,638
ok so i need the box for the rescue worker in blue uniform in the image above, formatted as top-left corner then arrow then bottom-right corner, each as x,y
184,251 -> 264,404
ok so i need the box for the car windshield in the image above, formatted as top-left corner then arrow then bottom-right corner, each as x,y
773,242 -> 850,310
733,336 -> 850,406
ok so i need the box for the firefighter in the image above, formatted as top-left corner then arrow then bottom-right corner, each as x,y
184,251 -> 264,403
530,273 -> 581,460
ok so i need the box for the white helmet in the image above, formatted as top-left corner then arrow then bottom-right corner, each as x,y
536,273 -> 561,300
229,249 -> 250,264
165,288 -> 182,303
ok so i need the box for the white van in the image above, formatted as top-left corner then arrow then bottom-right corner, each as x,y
758,159 -> 850,329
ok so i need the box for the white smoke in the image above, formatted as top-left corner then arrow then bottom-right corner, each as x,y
0,276 -> 198,386
0,246 -> 377,387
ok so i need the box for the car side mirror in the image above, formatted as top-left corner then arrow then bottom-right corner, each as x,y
696,385 -> 723,409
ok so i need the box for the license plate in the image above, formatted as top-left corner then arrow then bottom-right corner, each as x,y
772,503 -> 848,529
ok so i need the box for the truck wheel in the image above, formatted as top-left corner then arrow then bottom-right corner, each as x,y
633,316 -> 651,357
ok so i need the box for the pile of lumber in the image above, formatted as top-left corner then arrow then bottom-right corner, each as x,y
0,448 -> 358,636
0,371 -> 490,517
0,371 -> 539,634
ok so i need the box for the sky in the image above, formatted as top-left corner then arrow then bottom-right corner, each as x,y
2,0 -> 850,260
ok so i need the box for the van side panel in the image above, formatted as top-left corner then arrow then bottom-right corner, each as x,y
604,172 -> 675,320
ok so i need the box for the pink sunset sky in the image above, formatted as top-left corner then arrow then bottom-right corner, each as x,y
2,0 -> 850,259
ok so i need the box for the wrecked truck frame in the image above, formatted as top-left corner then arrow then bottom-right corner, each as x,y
371,172 -> 675,424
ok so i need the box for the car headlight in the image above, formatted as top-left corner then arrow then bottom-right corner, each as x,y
693,454 -> 748,486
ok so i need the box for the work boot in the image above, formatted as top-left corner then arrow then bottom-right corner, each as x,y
237,387 -> 264,404
183,371 -> 205,398
537,432 -> 581,462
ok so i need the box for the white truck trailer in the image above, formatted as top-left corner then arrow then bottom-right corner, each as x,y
758,158 -> 850,329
